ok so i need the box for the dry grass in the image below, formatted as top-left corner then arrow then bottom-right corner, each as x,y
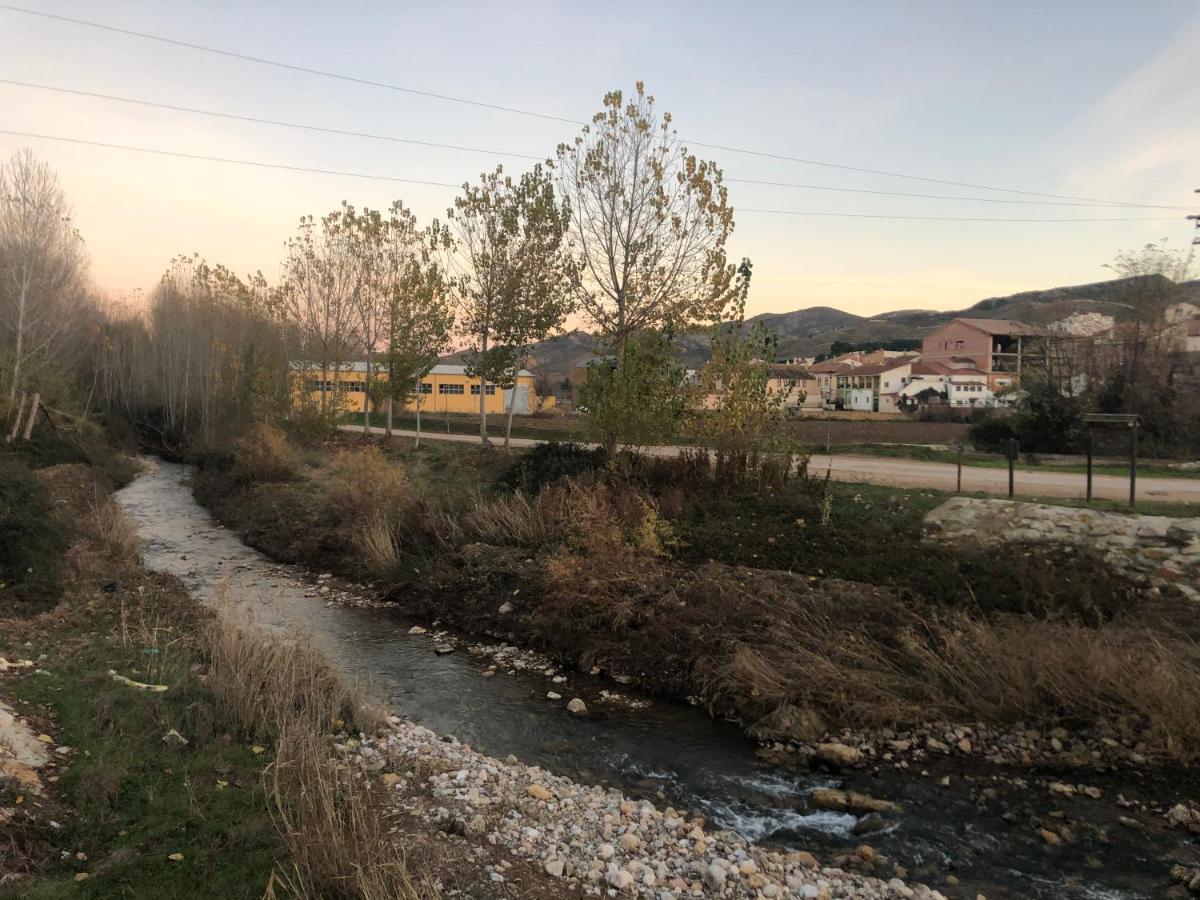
267,727 -> 421,900
326,443 -> 410,526
202,598 -> 420,897
90,493 -> 141,564
676,568 -> 1200,761
361,511 -> 401,573
460,478 -> 674,556
205,597 -> 381,739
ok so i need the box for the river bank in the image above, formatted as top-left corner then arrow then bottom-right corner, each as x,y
182,431 -> 1200,898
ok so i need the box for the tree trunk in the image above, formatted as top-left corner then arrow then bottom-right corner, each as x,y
503,356 -> 523,450
363,353 -> 372,436
6,392 -> 26,443
7,279 -> 29,415
21,393 -> 39,441
386,396 -> 394,438
479,333 -> 490,446
414,374 -> 422,449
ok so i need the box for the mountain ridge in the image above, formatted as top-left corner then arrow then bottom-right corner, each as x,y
445,275 -> 1200,376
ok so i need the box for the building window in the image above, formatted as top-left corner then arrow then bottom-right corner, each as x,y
418,382 -> 432,394
955,340 -> 965,349
470,384 -> 497,396
439,383 -> 465,395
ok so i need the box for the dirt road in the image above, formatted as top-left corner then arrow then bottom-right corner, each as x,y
340,425 -> 1200,504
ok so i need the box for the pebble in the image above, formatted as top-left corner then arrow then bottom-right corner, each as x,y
351,719 -> 932,899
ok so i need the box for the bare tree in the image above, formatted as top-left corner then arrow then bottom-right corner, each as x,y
280,205 -> 362,419
0,149 -> 88,416
554,82 -> 735,352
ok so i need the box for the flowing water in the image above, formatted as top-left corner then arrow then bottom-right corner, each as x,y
116,459 -> 1187,899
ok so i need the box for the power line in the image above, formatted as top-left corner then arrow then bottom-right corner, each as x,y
0,4 -> 582,126
724,176 -> 1187,210
0,128 -> 460,188
0,127 -> 1182,223
0,2 -> 1184,211
740,208 -> 1179,222
0,78 -> 544,162
5,78 -> 1183,211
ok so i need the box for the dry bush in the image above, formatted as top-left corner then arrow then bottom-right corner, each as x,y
361,511 -> 401,573
267,727 -> 422,900
523,550 -> 1200,762
205,598 -> 382,739
461,487 -> 571,547
325,443 -> 410,526
90,494 -> 141,564
678,568 -> 1200,760
203,598 -> 416,898
233,423 -> 298,482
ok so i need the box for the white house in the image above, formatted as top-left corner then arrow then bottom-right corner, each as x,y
896,361 -> 994,407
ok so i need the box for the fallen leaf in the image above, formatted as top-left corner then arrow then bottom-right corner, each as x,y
37,734 -> 53,743
167,852 -> 184,862
250,745 -> 265,755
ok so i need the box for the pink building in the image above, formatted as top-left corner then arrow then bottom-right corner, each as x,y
920,318 -> 1046,391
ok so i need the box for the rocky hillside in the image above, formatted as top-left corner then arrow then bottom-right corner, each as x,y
449,275 -> 1200,377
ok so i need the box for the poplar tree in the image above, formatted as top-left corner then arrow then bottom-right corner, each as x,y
448,163 -> 569,447
555,82 -> 735,353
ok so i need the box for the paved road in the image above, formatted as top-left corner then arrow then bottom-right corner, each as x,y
340,424 -> 1200,504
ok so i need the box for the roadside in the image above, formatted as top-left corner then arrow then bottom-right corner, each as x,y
337,423 -> 1200,508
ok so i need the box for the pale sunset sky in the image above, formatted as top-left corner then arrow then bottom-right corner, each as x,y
1,1 -> 1196,317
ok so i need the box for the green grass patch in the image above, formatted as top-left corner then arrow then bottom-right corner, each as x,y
4,595 -> 282,899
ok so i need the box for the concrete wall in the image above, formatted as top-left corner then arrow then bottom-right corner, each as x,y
923,497 -> 1200,601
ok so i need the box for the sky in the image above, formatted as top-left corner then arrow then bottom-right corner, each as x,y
1,0 -> 1197,318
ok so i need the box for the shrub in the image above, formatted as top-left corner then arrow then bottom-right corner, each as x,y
0,458 -> 67,608
232,423 -> 297,482
496,441 -> 608,494
968,416 -> 1016,453
325,443 -> 410,526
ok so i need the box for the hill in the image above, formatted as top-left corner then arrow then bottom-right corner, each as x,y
446,275 -> 1199,377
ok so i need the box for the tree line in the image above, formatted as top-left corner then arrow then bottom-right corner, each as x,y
2,81 -> 751,452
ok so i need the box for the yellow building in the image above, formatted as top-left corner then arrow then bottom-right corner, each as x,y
296,362 -> 553,416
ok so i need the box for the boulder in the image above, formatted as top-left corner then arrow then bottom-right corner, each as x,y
567,698 -> 588,716
748,705 -> 826,744
813,742 -> 862,768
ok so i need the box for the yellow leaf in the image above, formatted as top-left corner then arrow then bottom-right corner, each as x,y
168,853 -> 185,862
37,734 -> 53,743
74,873 -> 89,882
251,745 -> 266,755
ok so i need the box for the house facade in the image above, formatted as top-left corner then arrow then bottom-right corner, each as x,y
895,361 -> 994,408
921,318 -> 1047,391
296,362 -> 550,416
767,364 -> 821,411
